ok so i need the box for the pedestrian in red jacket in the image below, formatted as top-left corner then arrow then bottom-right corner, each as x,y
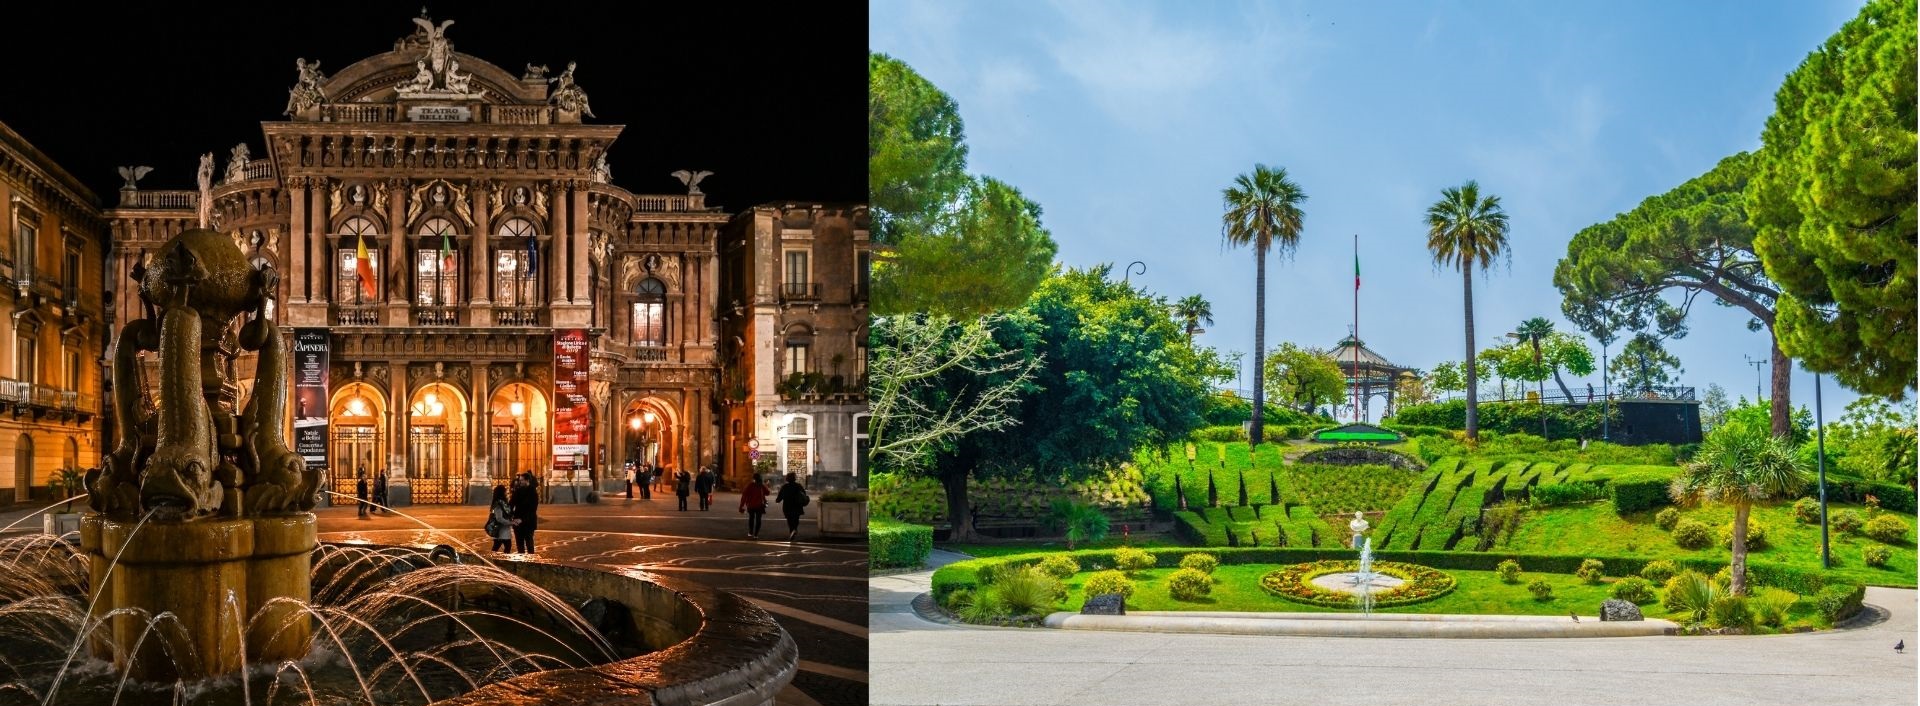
739,474 -> 770,539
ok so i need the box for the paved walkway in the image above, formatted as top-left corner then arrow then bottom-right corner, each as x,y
5,493 -> 865,706
871,551 -> 1918,706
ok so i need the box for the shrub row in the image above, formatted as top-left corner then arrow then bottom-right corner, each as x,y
870,520 -> 933,570
1608,471 -> 1675,514
1811,474 -> 1917,515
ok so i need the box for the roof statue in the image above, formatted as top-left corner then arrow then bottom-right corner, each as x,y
547,62 -> 593,117
524,63 -> 550,80
394,15 -> 483,99
672,170 -> 713,195
223,143 -> 250,184
283,58 -> 327,116
412,16 -> 456,77
591,154 -> 612,184
117,165 -> 153,190
195,153 -> 213,228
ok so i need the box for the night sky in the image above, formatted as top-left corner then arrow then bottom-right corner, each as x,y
0,2 -> 866,211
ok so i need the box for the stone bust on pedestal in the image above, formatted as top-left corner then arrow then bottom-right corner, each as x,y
1349,511 -> 1370,548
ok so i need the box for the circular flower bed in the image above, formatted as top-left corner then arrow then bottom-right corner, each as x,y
1259,560 -> 1456,609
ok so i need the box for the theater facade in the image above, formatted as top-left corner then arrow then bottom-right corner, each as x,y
101,16 -> 867,504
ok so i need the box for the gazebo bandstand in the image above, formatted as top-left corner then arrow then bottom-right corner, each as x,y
1331,335 -> 1411,422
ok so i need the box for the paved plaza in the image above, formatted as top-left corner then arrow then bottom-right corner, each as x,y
871,550 -> 1918,706
0,493 -> 866,706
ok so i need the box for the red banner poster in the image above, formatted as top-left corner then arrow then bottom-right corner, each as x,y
552,329 -> 592,471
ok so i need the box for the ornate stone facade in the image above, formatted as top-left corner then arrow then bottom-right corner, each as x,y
97,15 -> 803,504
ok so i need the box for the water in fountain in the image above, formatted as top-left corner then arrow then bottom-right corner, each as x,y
1351,537 -> 1377,617
0,533 -> 630,705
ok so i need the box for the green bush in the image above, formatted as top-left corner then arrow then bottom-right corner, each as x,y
1386,400 -> 1621,441
1113,546 -> 1157,574
1654,507 -> 1681,531
1530,482 -> 1606,507
1863,544 -> 1892,568
1672,519 -> 1713,549
1814,583 -> 1866,623
1179,552 -> 1219,575
1809,475 -> 1917,514
1526,579 -> 1554,601
1609,472 -> 1673,514
1640,560 -> 1678,584
943,587 -> 975,611
1707,594 -> 1753,629
1191,425 -> 1248,443
993,566 -> 1066,616
1863,514 -> 1910,543
1495,559 -> 1522,584
957,591 -> 1005,623
1574,558 -> 1605,584
1791,497 -> 1821,524
1719,520 -> 1770,551
1037,554 -> 1080,579
1082,570 -> 1135,600
1662,571 -> 1719,623
1167,567 -> 1214,601
1832,510 -> 1865,535
1751,588 -> 1798,628
1712,565 -> 1740,590
1611,576 -> 1657,604
869,520 -> 934,569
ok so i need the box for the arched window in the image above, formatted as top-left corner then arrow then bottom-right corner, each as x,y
630,278 -> 666,347
336,217 -> 380,305
63,437 -> 77,472
415,218 -> 459,315
495,218 -> 539,309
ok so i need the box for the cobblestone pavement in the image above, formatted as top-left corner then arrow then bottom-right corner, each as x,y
307,494 -> 866,706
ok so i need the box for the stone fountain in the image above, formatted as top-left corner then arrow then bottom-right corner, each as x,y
81,227 -> 321,682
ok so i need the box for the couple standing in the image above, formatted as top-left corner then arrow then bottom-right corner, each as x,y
486,473 -> 541,553
737,472 -> 810,541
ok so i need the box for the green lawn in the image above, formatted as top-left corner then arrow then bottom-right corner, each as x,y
1052,564 -> 1821,629
1501,500 -> 1916,588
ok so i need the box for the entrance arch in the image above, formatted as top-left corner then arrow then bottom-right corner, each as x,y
407,382 -> 468,503
620,396 -> 680,476
487,382 -> 549,484
328,382 -> 388,497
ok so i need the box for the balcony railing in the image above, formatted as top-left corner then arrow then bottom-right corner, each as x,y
631,195 -> 698,212
323,104 -> 396,123
494,306 -> 542,326
781,282 -> 821,301
1436,385 -> 1698,405
117,190 -> 198,209
335,304 -> 380,326
414,305 -> 459,326
631,346 -> 668,362
0,382 -> 95,415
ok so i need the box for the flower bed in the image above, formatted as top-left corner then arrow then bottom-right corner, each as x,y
1259,560 -> 1456,608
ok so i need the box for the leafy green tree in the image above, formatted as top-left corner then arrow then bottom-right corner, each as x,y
1484,341 -> 1537,401
1721,398 -> 1814,447
1508,319 -> 1595,401
1392,371 -> 1434,413
1611,332 -> 1684,395
1671,425 -> 1808,595
1221,164 -> 1308,445
1748,0 -> 1917,401
1174,294 -> 1215,344
1821,398 -> 1918,487
1426,359 -> 1491,397
1700,383 -> 1731,433
1262,343 -> 1345,414
1426,180 -> 1510,441
1556,152 -> 1794,437
867,314 -> 1041,472
869,54 -> 1058,317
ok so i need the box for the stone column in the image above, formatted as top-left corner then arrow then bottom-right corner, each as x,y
386,179 -> 408,321
470,180 -> 492,321
549,181 -> 566,305
571,181 -> 589,304
287,177 -> 308,304
311,180 -> 330,305
468,361 -> 491,504
386,360 -> 410,505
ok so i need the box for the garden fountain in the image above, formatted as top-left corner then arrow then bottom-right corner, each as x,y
0,227 -> 795,704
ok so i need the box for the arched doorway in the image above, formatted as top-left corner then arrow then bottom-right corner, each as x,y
328,382 -> 387,498
620,397 -> 679,478
13,434 -> 31,503
407,382 -> 468,503
487,382 -> 549,485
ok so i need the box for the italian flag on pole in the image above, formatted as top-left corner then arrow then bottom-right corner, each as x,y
1355,253 -> 1361,290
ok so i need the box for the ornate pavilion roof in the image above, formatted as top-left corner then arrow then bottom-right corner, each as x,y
1330,335 -> 1408,378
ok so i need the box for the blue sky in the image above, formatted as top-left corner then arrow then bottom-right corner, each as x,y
871,0 -> 1876,421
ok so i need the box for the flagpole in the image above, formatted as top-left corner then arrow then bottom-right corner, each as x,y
1353,233 -> 1360,424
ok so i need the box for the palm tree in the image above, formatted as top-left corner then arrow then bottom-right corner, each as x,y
1670,425 -> 1807,595
1221,165 -> 1307,445
1174,294 -> 1214,344
1425,180 -> 1509,441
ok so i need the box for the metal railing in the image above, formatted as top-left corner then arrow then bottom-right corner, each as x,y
335,304 -> 381,326
494,306 -> 542,326
1437,385 -> 1697,405
781,282 -> 821,301
414,305 -> 459,326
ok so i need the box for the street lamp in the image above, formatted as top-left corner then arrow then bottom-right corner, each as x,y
1123,260 -> 1146,284
629,415 -> 642,431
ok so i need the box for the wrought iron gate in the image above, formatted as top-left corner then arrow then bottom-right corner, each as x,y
408,426 -> 466,503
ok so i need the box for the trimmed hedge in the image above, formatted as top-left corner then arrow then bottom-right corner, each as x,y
1610,471 -> 1675,514
869,520 -> 933,570
927,546 -> 1869,624
1813,475 -> 1917,515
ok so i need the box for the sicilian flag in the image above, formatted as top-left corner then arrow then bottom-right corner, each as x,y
1355,253 -> 1361,290
440,229 -> 456,272
355,232 -> 377,300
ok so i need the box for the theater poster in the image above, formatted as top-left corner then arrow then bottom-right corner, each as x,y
292,328 -> 330,466
552,329 -> 592,471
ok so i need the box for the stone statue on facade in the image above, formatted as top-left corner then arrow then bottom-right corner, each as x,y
443,57 -> 475,94
591,154 -> 611,183
402,59 -> 435,93
117,165 -> 153,190
524,63 -> 549,80
284,58 -> 327,116
412,16 -> 456,77
224,143 -> 251,184
547,62 -> 594,117
196,153 -> 214,228
671,169 -> 713,195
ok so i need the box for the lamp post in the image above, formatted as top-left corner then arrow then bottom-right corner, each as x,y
1815,372 -> 1830,569
1123,260 -> 1146,284
1601,340 -> 1610,441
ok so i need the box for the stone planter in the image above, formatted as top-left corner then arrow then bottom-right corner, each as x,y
42,511 -> 81,538
817,500 -> 869,539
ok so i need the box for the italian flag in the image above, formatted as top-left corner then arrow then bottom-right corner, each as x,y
1355,253 -> 1361,290
355,233 -> 377,300
440,229 -> 456,272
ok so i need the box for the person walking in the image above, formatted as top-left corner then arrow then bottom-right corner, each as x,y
695,465 -> 715,511
486,484 -> 514,552
372,473 -> 388,514
774,472 -> 809,542
674,467 -> 691,511
355,474 -> 370,518
510,474 -> 540,553
637,462 -> 651,500
739,474 -> 769,538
